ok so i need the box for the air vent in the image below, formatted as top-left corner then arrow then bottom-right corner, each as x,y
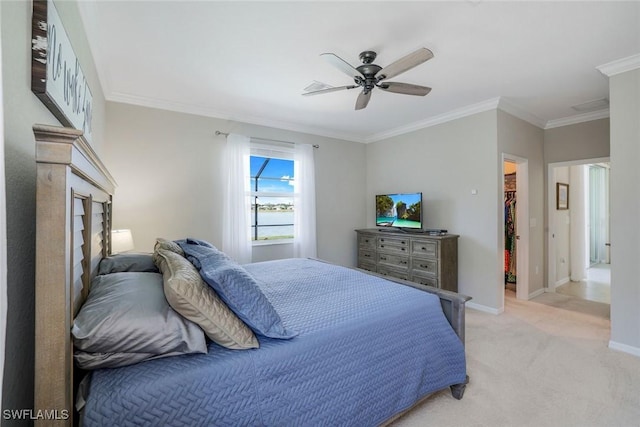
571,98 -> 609,112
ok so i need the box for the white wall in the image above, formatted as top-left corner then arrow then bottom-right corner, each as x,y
366,110 -> 501,310
608,67 -> 640,355
569,165 -> 588,281
1,0 -> 106,412
553,167 -> 571,284
104,102 -> 367,267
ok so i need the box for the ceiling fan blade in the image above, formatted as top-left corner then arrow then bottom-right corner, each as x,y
320,53 -> 361,79
379,82 -> 432,96
355,90 -> 371,110
377,48 -> 434,81
302,85 -> 358,96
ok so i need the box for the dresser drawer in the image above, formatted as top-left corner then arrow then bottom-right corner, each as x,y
411,239 -> 438,258
358,260 -> 377,273
411,258 -> 438,275
411,271 -> 438,288
377,266 -> 409,281
378,253 -> 409,270
359,234 -> 377,251
378,236 -> 409,255
358,249 -> 375,263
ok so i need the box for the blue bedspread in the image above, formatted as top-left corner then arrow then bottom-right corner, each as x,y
82,258 -> 466,426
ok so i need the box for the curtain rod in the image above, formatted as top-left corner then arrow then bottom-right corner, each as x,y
215,130 -> 319,148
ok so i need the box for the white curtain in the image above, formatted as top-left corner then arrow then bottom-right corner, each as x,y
222,134 -> 252,264
0,10 -> 7,410
293,143 -> 317,258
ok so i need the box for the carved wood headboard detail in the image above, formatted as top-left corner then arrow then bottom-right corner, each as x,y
33,124 -> 116,425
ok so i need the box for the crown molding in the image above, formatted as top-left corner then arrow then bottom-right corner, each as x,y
497,98 -> 547,128
544,109 -> 610,129
364,97 -> 501,143
596,53 -> 640,77
107,92 -> 366,143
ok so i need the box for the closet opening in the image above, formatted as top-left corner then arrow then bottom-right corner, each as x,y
504,161 -> 517,294
501,154 -> 529,307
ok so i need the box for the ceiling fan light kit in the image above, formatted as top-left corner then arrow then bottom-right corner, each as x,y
303,47 -> 434,110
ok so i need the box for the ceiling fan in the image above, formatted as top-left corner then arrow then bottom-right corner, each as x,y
302,47 -> 433,110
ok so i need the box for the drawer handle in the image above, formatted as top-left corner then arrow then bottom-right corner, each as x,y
401,247 -> 406,251
364,254 -> 371,258
380,256 -> 387,261
381,245 -> 385,248
401,261 -> 407,265
420,264 -> 429,269
421,247 -> 427,251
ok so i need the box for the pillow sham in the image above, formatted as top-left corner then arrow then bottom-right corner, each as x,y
97,252 -> 158,275
72,272 -> 207,369
154,248 -> 259,349
178,242 -> 297,340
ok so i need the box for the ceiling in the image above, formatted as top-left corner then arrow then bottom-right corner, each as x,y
77,1 -> 640,143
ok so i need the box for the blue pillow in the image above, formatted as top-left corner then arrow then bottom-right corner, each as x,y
178,242 -> 297,339
185,237 -> 216,248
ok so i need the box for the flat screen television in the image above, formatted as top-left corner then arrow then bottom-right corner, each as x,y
376,192 -> 423,230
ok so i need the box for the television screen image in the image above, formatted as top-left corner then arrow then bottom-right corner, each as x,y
376,193 -> 422,229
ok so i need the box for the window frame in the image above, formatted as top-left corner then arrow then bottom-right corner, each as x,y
249,141 -> 296,246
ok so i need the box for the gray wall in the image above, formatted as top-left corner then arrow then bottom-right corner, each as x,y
544,118 -> 610,164
609,67 -> 640,352
104,102 -> 367,267
366,110 -> 502,310
497,110 -> 546,297
1,0 -> 105,416
543,118 -> 610,293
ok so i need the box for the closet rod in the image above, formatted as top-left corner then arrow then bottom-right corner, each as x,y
215,130 -> 319,148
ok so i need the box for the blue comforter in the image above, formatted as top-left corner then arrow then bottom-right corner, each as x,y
82,258 -> 466,426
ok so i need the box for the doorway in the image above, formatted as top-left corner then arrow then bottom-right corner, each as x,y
502,154 -> 529,305
547,159 -> 611,304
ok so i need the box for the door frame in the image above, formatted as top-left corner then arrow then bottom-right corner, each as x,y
546,157 -> 610,291
501,153 -> 529,303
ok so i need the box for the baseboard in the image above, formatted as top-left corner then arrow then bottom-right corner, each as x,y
467,301 -> 504,315
608,340 -> 640,358
555,277 -> 570,287
528,288 -> 545,299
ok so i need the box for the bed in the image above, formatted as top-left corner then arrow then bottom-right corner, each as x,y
33,124 -> 471,426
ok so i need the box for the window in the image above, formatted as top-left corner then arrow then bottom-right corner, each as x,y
249,145 -> 295,242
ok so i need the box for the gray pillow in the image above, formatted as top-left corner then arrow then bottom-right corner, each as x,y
72,272 -> 207,369
98,253 -> 158,275
155,248 -> 259,349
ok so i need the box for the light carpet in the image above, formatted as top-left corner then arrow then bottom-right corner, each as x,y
392,291 -> 640,427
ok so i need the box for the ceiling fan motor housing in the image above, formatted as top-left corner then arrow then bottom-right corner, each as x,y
356,51 -> 382,93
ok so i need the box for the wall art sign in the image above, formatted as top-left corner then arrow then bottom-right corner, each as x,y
31,0 -> 93,143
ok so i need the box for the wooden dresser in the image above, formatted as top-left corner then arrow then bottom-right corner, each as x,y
356,229 -> 459,292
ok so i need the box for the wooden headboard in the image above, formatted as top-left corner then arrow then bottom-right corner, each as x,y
33,124 -> 116,425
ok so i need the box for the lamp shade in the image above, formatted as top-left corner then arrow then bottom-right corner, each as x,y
111,229 -> 134,253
